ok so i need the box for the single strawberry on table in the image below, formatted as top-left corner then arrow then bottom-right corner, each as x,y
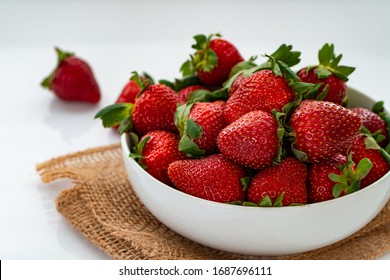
289,100 -> 362,163
297,43 -> 355,105
41,47 -> 100,103
167,154 -> 247,203
247,157 -> 308,206
217,110 -> 283,169
180,33 -> 244,87
129,130 -> 187,186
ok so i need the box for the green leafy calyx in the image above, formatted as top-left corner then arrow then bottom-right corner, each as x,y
41,47 -> 74,89
94,103 -> 134,134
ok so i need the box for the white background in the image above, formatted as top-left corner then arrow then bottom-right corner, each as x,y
0,0 -> 389,259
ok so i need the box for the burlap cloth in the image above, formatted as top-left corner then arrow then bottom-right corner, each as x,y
36,143 -> 390,260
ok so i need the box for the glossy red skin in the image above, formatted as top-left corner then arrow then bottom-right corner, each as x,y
198,39 -> 244,87
133,84 -> 180,136
177,85 -> 207,104
351,107 -> 388,147
349,134 -> 389,188
290,100 -> 362,163
247,157 -> 308,206
189,102 -> 226,154
297,68 -> 347,105
217,110 -> 279,169
116,80 -> 140,104
308,154 -> 348,203
167,154 -> 247,203
50,57 -> 100,103
223,70 -> 295,124
140,131 -> 187,186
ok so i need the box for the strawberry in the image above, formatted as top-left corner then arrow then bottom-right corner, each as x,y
297,43 -> 355,105
116,80 -> 141,104
175,101 -> 226,157
223,69 -> 296,124
349,134 -> 389,188
167,154 -> 247,203
180,34 -> 244,87
290,100 -> 362,163
132,83 -> 180,136
217,110 -> 282,169
41,47 -> 100,103
351,105 -> 389,148
130,131 -> 187,186
247,157 -> 308,206
177,85 -> 207,104
95,73 -> 180,136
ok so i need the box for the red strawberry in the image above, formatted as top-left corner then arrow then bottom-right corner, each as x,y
217,110 -> 281,169
116,80 -> 141,104
349,134 -> 389,188
130,131 -> 187,186
180,34 -> 244,87
247,157 -> 308,206
223,70 -> 295,124
95,78 -> 180,136
308,154 -> 348,203
177,85 -> 207,104
167,154 -> 247,203
175,101 -> 226,156
351,107 -> 388,147
297,43 -> 355,105
133,84 -> 180,136
290,100 -> 362,163
308,152 -> 374,203
41,47 -> 100,103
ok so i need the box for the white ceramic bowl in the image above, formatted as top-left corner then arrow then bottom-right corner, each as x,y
120,88 -> 390,256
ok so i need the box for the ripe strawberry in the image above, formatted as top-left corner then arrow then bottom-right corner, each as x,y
177,85 -> 207,104
349,134 -> 389,188
130,131 -> 187,186
223,70 -> 295,124
297,43 -> 355,105
116,80 -> 141,104
175,101 -> 226,156
167,154 -> 247,203
41,47 -> 100,103
351,107 -> 388,147
95,75 -> 180,136
247,157 -> 308,206
308,154 -> 348,203
217,110 -> 281,169
308,152 -> 374,203
180,34 -> 244,87
290,100 -> 362,163
132,84 -> 180,136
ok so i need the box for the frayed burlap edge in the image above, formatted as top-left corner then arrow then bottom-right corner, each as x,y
36,144 -> 390,260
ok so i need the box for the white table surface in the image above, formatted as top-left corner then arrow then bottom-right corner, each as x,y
1,0 -> 389,260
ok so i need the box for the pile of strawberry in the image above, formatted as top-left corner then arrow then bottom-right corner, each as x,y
95,33 -> 390,206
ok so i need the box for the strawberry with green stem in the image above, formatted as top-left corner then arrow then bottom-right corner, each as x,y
129,131 -> 187,186
289,100 -> 362,163
308,153 -> 373,203
95,72 -> 179,136
181,33 -> 244,87
41,47 -> 101,103
297,43 -> 355,105
175,101 -> 226,157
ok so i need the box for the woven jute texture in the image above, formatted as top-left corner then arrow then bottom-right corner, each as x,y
36,143 -> 390,260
